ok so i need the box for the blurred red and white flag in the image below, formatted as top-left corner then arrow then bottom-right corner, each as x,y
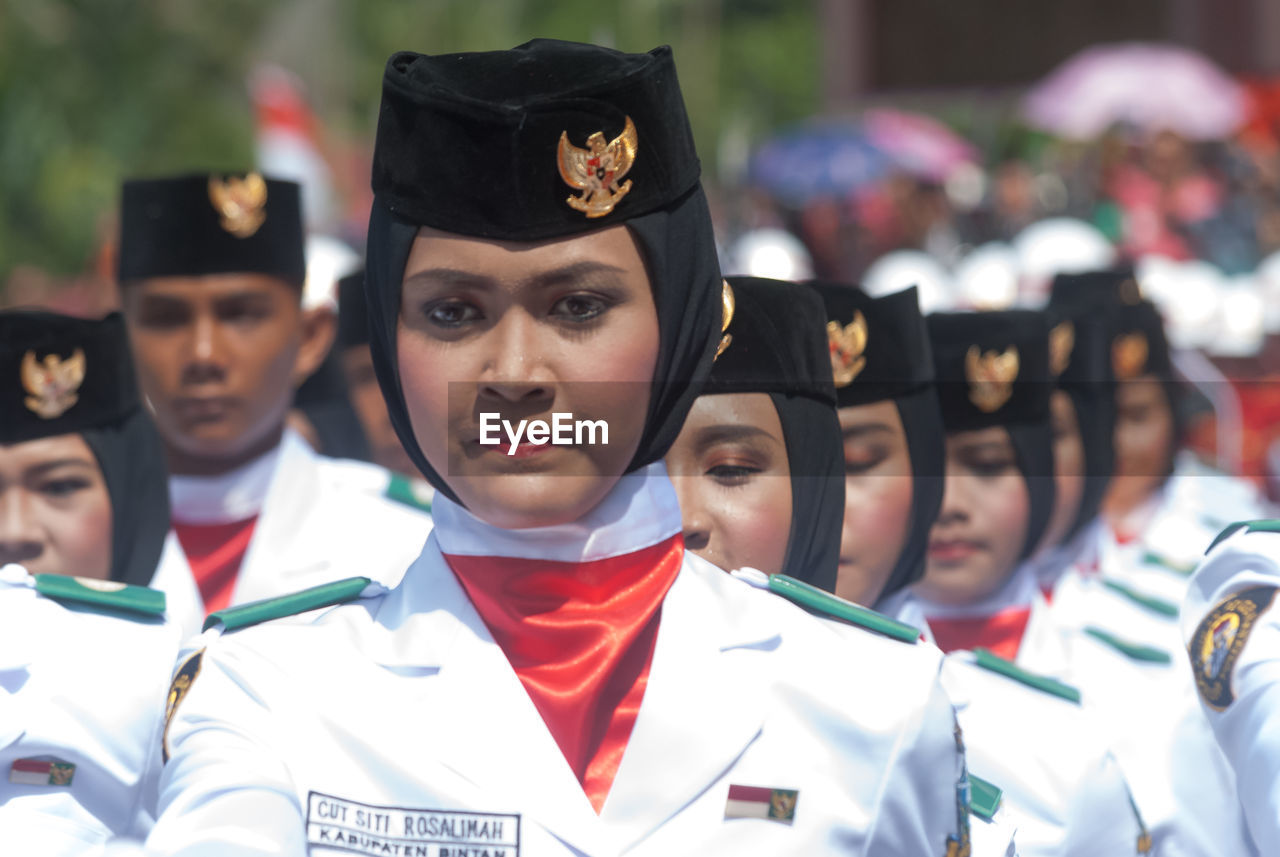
251,64 -> 335,231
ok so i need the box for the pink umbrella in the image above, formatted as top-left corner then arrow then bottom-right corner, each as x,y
1023,42 -> 1248,140
861,108 -> 979,182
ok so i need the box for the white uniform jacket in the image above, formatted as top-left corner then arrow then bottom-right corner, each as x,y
152,430 -> 433,638
0,565 -> 181,855
151,466 -> 971,856
1182,522 -> 1280,854
882,584 -> 1145,856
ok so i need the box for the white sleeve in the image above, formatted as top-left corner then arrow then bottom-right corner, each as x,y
865,669 -> 972,857
144,637 -> 307,857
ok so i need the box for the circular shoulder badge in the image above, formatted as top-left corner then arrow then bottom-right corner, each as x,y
1190,586 -> 1276,710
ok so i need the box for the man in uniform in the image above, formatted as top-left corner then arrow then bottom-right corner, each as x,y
116,174 -> 431,635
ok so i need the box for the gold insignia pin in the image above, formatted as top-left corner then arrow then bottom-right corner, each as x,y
715,280 -> 735,361
21,348 -> 86,419
163,649 -> 204,763
1049,321 -> 1075,377
827,311 -> 868,388
208,173 -> 268,238
965,345 -> 1019,413
557,116 -> 638,218
1112,332 -> 1149,380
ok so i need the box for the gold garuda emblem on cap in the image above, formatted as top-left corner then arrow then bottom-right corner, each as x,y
1049,321 -> 1074,377
1112,332 -> 1149,380
715,280 -> 735,360
827,311 -> 868,388
208,173 -> 268,238
557,116 -> 638,218
21,349 -> 86,419
965,345 -> 1018,413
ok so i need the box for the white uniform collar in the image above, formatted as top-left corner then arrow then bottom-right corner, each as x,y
168,430 -> 301,524
431,461 -> 682,563
912,561 -> 1041,619
1028,518 -> 1103,589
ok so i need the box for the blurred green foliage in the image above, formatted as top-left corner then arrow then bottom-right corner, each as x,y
0,0 -> 818,279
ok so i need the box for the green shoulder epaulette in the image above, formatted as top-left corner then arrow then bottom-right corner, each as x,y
972,648 -> 1082,704
203,576 -> 372,633
1083,626 -> 1173,665
1206,519 -> 1280,554
968,774 -> 1002,821
1139,550 -> 1195,577
767,574 -> 920,643
384,473 -> 433,514
1101,578 -> 1178,618
34,574 -> 165,618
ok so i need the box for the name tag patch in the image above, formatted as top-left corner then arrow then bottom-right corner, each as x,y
307,792 -> 519,857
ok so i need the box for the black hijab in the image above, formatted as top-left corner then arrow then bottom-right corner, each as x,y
363,41 -> 723,505
809,283 -> 945,600
700,276 -> 842,591
1044,306 -> 1116,543
928,310 -> 1055,560
0,310 -> 169,586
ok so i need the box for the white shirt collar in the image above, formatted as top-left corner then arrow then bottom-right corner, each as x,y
168,431 -> 296,524
431,461 -> 682,563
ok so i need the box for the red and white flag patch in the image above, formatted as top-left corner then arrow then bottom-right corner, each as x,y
724,784 -> 799,824
10,758 -> 75,786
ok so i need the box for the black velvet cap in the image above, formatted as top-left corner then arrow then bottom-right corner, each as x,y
0,311 -> 141,444
705,277 -> 835,404
337,270 -> 370,347
117,173 -> 306,285
372,40 -> 700,240
928,310 -> 1052,434
808,282 -> 934,407
1049,266 -> 1142,311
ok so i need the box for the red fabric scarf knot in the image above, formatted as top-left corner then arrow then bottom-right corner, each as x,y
173,517 -> 258,616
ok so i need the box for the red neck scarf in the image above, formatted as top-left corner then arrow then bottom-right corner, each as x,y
434,466 -> 687,814
927,605 -> 1032,661
173,517 -> 258,616
446,535 -> 682,812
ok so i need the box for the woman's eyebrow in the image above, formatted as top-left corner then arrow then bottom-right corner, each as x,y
527,261 -> 628,290
25,458 -> 96,477
841,423 -> 895,439
402,268 -> 493,291
955,441 -> 1015,456
693,423 -> 777,454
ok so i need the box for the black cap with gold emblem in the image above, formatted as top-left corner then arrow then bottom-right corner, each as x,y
364,39 -> 723,504
808,283 -> 935,407
0,310 -> 169,585
807,283 -> 945,600
929,310 -> 1054,559
701,276 -> 841,591
116,172 -> 306,286
0,310 -> 140,444
372,41 -> 699,240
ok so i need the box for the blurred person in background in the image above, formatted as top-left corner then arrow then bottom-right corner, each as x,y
116,173 -> 431,636
0,310 -> 179,854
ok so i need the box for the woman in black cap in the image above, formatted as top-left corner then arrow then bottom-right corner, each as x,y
895,310 -> 1057,661
808,283 -> 945,609
0,310 -> 180,851
151,41 -> 972,856
663,276 -> 843,589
